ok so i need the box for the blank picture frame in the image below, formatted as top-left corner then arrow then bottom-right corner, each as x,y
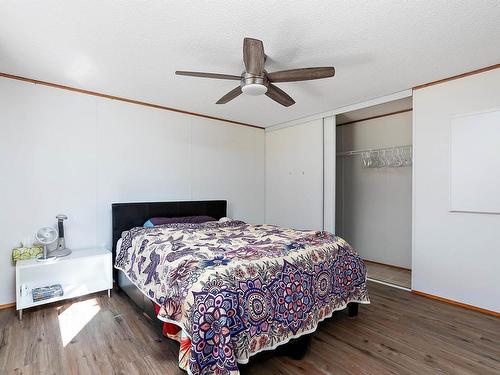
449,108 -> 500,214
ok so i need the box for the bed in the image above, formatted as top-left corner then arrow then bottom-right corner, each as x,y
112,200 -> 369,375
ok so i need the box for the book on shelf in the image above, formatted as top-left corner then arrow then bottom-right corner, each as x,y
32,284 -> 64,302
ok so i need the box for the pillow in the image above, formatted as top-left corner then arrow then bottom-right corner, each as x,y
143,215 -> 216,228
218,217 -> 233,223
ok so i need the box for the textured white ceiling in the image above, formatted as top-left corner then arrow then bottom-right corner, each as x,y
0,1 -> 499,127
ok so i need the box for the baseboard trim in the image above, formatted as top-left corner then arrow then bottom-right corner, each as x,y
367,277 -> 411,291
412,290 -> 499,318
363,259 -> 411,271
0,302 -> 15,310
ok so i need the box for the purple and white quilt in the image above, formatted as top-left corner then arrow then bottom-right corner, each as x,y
115,220 -> 369,375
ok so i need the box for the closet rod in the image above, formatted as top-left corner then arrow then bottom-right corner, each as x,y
336,144 -> 412,157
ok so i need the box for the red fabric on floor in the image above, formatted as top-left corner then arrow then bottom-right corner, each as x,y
153,303 -> 182,336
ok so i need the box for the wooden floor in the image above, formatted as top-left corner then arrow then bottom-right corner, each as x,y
365,260 -> 411,289
1,282 -> 498,375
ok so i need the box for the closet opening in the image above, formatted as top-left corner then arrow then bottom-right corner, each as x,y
335,97 -> 413,289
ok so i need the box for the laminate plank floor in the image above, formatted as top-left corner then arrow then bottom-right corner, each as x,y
0,282 -> 498,375
365,261 -> 411,289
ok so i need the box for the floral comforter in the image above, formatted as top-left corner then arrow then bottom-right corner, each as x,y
115,221 -> 369,375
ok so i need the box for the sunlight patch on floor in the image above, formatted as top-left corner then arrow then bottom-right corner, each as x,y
58,298 -> 100,346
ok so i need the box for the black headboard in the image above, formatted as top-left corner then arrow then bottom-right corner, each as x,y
111,200 -> 227,268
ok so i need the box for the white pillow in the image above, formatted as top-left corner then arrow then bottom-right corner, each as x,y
218,217 -> 232,223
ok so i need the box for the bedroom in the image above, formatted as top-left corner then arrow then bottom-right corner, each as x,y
0,1 -> 499,374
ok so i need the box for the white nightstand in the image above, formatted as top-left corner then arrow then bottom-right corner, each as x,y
15,247 -> 113,320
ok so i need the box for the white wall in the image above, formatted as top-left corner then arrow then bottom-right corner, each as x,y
413,68 -> 500,313
0,78 -> 265,304
265,119 -> 323,230
336,112 -> 412,268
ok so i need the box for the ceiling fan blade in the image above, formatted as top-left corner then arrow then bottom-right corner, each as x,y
175,71 -> 241,80
265,84 -> 295,107
216,86 -> 242,104
243,38 -> 265,75
267,67 -> 335,82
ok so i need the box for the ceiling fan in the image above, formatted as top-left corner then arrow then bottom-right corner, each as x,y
175,38 -> 335,107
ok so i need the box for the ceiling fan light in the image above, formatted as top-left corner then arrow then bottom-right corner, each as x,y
241,83 -> 267,96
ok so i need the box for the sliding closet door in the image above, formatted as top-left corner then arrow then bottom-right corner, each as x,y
265,119 -> 324,230
323,116 -> 336,234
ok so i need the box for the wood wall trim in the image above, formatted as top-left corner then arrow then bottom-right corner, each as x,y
413,63 -> 500,90
363,258 -> 411,271
0,72 -> 263,130
337,108 -> 412,127
0,302 -> 15,310
412,290 -> 500,318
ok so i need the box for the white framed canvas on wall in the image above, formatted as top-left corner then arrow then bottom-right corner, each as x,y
449,108 -> 500,214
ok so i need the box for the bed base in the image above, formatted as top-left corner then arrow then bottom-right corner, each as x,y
279,334 -> 312,360
348,302 -> 359,318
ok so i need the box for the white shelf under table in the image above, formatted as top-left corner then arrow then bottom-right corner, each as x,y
15,247 -> 113,318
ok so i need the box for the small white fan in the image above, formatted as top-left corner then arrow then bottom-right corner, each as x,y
36,226 -> 58,261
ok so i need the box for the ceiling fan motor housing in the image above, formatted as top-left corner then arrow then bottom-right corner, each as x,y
241,72 -> 268,95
